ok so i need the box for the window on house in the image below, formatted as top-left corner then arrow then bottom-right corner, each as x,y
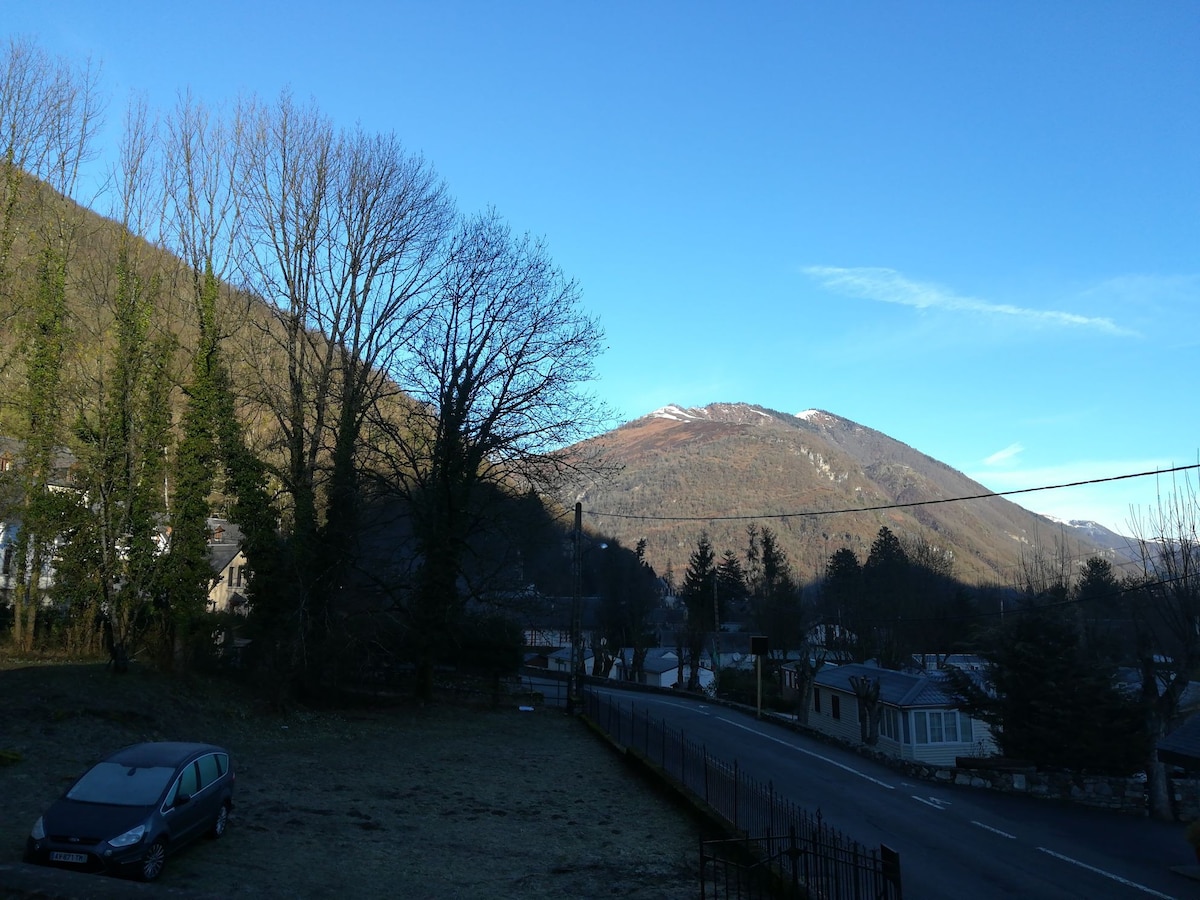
880,707 -> 901,742
913,710 -> 969,744
813,688 -> 821,714
228,566 -> 235,585
831,695 -> 841,720
236,565 -> 244,587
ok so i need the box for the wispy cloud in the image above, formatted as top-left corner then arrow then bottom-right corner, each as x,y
984,443 -> 1024,467
804,266 -> 1137,336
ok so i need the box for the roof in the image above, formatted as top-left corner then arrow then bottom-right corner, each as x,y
813,663 -> 960,708
1158,714 -> 1200,769
207,518 -> 246,573
614,648 -> 682,675
107,742 -> 226,767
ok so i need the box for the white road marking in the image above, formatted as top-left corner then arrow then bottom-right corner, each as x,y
716,717 -> 895,790
911,795 -> 951,810
1037,847 -> 1177,899
971,820 -> 1016,839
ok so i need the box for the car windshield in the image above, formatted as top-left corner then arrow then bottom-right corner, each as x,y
66,761 -> 177,806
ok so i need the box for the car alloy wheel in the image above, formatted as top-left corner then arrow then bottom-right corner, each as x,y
210,804 -> 228,839
140,840 -> 166,881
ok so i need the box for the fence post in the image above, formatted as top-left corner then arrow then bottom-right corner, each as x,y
770,780 -> 775,837
732,759 -> 738,830
788,824 -> 799,893
703,745 -> 710,803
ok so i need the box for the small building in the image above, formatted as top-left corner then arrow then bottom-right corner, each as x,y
803,662 -> 997,765
610,647 -> 715,691
546,645 -> 594,675
206,519 -> 249,615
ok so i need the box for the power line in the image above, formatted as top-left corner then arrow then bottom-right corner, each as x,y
585,463 -> 1200,524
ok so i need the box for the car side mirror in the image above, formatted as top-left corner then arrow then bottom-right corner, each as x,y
175,792 -> 192,807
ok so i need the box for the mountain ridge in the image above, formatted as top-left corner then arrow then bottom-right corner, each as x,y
565,401 -> 1130,587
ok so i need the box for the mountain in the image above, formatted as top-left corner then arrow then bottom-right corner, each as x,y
563,402 -> 1131,587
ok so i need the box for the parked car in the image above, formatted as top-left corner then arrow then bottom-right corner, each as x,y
24,741 -> 235,881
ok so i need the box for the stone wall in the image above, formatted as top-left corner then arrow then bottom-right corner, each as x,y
857,747 -> 1200,820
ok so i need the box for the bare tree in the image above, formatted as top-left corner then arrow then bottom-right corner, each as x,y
379,208 -> 607,700
849,673 -> 883,746
317,127 -> 453,636
237,93 -> 455,685
1126,472 -> 1200,820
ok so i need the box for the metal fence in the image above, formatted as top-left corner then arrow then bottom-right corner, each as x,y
581,688 -> 902,900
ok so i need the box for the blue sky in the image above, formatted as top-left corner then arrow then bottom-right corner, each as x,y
9,2 -> 1198,534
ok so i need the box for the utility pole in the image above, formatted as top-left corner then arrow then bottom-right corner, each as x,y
568,501 -> 582,713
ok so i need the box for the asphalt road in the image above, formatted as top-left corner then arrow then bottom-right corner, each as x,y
586,684 -> 1200,900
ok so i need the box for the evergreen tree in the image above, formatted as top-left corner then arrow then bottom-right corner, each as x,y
751,527 -> 806,668
820,547 -> 862,656
10,244 -> 69,651
716,550 -> 746,612
946,608 -> 1146,773
681,532 -> 716,690
55,236 -> 173,668
860,526 -> 913,667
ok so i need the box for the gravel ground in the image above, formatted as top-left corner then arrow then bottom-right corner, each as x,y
0,662 -> 700,899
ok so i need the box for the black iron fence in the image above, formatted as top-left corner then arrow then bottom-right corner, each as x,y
581,688 -> 902,900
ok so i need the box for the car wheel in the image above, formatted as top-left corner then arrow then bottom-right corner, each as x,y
139,840 -> 166,882
209,803 -> 229,839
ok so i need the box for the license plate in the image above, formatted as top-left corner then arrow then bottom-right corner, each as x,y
50,851 -> 88,864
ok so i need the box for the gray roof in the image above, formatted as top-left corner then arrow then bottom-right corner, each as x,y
1159,714 -> 1200,769
813,663 -> 959,709
206,518 -> 245,573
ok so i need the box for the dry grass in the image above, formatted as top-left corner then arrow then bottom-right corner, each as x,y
0,661 -> 700,899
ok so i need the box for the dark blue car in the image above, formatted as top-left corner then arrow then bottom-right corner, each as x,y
25,741 -> 235,881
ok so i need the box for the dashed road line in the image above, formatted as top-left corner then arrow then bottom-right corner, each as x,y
716,717 -> 895,790
971,820 -> 1016,839
911,795 -> 951,810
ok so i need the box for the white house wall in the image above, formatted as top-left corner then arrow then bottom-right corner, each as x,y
806,687 -> 999,765
808,687 -> 862,745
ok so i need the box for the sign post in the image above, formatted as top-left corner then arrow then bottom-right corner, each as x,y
750,635 -> 768,719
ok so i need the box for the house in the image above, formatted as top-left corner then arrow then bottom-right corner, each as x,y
609,647 -> 715,691
206,519 -> 249,615
546,645 -> 594,675
798,662 -> 997,765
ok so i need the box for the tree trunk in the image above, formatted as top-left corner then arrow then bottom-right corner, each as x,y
1146,757 -> 1173,821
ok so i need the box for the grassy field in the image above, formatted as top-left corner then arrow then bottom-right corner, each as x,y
0,660 -> 700,899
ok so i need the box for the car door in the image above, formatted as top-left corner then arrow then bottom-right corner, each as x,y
193,752 -> 226,821
162,761 -> 208,843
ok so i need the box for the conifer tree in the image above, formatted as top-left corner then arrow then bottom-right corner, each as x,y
681,532 -> 716,690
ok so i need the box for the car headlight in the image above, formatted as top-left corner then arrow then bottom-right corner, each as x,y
108,825 -> 146,848
30,817 -> 45,840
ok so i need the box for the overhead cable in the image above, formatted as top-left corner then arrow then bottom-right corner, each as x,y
584,463 -> 1200,523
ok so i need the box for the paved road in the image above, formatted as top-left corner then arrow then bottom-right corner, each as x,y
587,685 -> 1200,900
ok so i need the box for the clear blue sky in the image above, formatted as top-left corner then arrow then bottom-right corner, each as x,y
9,2 -> 1198,534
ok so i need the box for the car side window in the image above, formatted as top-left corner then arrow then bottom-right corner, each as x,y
197,753 -> 221,788
175,762 -> 199,801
